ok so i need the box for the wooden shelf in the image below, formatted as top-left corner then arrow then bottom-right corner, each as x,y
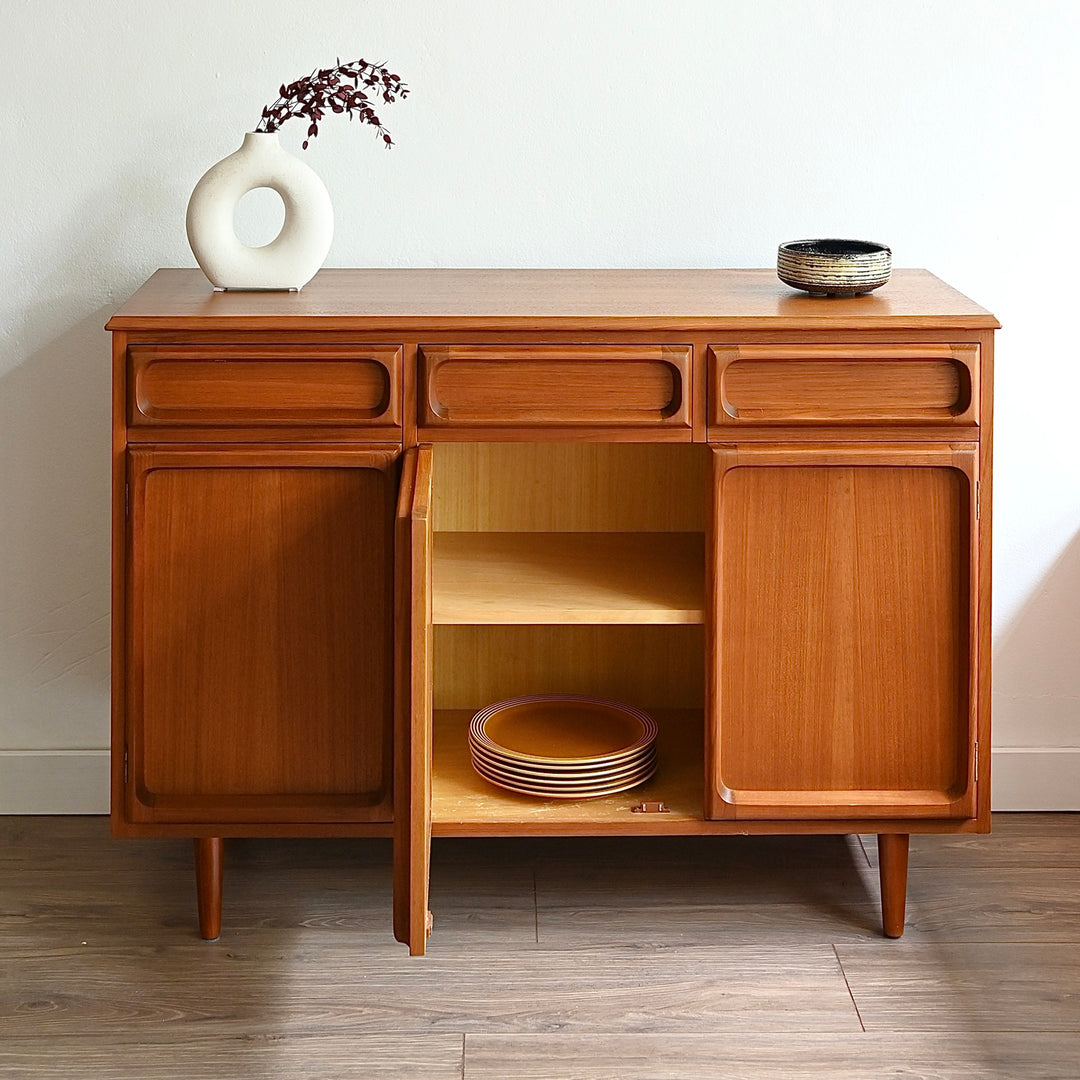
432,532 -> 705,625
431,709 -> 704,834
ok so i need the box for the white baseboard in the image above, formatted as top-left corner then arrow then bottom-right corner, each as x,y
0,747 -> 1075,814
992,748 -> 1080,811
0,750 -> 109,814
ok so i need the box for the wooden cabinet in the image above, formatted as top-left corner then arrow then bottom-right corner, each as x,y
108,268 -> 997,954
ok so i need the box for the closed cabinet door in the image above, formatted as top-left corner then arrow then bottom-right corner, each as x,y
707,444 -> 979,821
125,445 -> 400,825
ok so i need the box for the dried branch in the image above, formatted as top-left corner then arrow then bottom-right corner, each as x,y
256,57 -> 409,149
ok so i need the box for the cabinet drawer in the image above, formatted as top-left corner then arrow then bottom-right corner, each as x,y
419,345 -> 692,437
709,344 -> 978,428
128,344 -> 401,430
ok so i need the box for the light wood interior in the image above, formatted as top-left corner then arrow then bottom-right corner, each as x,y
432,709 -> 703,831
433,532 -> 704,625
434,625 -> 705,711
431,443 -> 708,532
430,443 -> 708,824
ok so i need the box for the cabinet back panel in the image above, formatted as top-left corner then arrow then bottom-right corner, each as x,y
432,443 -> 708,532
133,464 -> 394,816
434,625 -> 704,712
718,465 -> 969,797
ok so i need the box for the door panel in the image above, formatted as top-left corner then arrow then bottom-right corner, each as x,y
127,446 -> 399,824
393,446 -> 433,955
708,445 -> 978,820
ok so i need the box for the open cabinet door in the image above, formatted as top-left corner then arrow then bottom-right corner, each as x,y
393,447 -> 433,955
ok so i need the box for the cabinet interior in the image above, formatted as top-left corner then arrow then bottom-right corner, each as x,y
429,443 -> 709,828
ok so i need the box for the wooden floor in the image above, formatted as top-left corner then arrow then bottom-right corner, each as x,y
2,815 -> 1079,1078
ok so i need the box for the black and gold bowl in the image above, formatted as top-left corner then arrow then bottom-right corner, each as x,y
777,239 -> 892,297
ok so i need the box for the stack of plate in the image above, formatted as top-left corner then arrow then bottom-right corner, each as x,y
468,694 -> 658,799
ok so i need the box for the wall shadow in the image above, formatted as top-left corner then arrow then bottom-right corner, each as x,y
993,528 -> 1080,750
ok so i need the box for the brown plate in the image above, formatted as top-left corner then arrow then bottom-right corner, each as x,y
469,694 -> 658,766
471,755 -> 657,799
469,745 -> 656,783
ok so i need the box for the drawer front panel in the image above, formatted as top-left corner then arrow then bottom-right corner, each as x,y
419,345 -> 692,434
129,345 -> 401,428
710,344 -> 977,427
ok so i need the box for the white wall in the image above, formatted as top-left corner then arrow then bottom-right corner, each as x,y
2,0 -> 1078,811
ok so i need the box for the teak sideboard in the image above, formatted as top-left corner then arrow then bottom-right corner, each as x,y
107,268 -> 997,954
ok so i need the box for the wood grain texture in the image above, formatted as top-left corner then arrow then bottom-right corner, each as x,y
110,332 -> 130,829
433,532 -> 704,624
106,268 -> 999,332
194,836 -> 223,940
463,1032 -> 1080,1080
128,344 -> 400,430
879,832 -> 910,937
0,940 -> 859,1036
393,448 -> 433,955
433,625 -> 705,711
837,942 -> 1080,1031
975,332 -> 994,827
0,844 -> 536,949
432,709 -> 704,834
419,343 -> 691,437
710,446 -> 977,820
712,343 -> 978,426
125,446 -> 398,825
107,267 -> 995,947
5,815 -> 1079,1078
863,815 -> 1080,869
432,442 -> 708,533
0,1034 -> 466,1080
532,833 -> 886,945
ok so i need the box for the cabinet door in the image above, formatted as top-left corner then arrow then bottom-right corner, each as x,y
707,445 -> 979,820
393,447 -> 433,955
126,446 -> 399,824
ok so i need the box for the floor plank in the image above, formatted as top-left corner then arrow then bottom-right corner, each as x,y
861,813 -> 1080,869
4,814 -> 1080,1077
0,940 -> 859,1036
837,942 -> 1080,1031
900,867 -> 1080,941
0,838 -> 537,948
533,833 -> 883,944
463,1032 -> 1080,1080
0,1033 -> 464,1080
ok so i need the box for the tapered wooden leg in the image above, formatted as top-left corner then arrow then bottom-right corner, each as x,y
878,832 -> 909,939
194,837 -> 224,940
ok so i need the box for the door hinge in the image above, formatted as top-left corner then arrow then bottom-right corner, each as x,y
975,481 -> 980,520
974,741 -> 979,775
631,801 -> 670,814
125,482 -> 130,518
123,747 -> 129,785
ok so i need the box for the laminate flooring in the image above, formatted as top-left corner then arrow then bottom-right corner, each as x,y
1,815 -> 1078,1078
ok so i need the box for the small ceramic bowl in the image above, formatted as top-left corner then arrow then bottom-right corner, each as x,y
777,239 -> 892,297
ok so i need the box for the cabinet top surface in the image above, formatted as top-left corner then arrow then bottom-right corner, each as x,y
107,268 -> 998,332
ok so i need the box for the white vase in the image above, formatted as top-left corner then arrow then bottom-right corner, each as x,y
186,132 -> 333,291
